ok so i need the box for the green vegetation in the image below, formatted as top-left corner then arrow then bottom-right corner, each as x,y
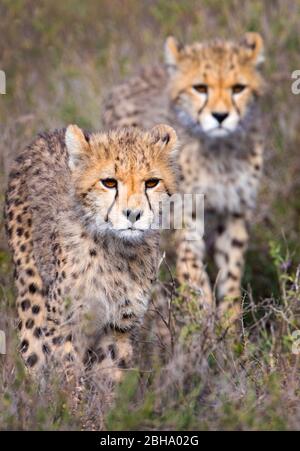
0,0 -> 300,430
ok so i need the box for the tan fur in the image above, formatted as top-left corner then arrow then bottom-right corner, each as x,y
103,33 -> 265,320
164,33 -> 264,137
5,125 -> 177,381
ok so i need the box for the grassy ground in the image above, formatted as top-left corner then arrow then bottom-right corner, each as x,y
1,0 -> 300,430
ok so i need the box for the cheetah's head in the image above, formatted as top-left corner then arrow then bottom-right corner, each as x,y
65,124 -> 177,240
165,33 -> 265,138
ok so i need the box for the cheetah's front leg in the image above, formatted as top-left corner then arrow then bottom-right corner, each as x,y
176,228 -> 213,307
214,214 -> 249,323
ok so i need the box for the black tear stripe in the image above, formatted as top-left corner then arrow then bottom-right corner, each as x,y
144,188 -> 153,212
231,95 -> 241,117
173,89 -> 186,104
197,95 -> 208,116
105,188 -> 118,223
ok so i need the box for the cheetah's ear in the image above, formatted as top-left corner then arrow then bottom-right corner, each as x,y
164,36 -> 182,74
149,124 -> 178,155
240,32 -> 264,66
65,124 -> 90,171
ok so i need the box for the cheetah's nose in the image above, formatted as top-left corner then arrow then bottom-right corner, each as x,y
123,209 -> 143,224
212,112 -> 229,124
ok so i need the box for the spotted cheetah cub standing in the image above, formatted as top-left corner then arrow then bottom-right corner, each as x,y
103,33 -> 265,320
5,124 -> 177,380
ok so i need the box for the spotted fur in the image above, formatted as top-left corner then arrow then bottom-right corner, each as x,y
5,124 -> 178,380
103,33 -> 265,320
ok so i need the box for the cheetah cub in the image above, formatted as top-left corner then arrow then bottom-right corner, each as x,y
5,124 -> 177,380
103,33 -> 265,321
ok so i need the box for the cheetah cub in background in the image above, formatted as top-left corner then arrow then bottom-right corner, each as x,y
103,33 -> 265,321
5,124 -> 177,381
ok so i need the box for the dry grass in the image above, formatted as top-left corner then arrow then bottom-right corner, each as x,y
0,0 -> 300,430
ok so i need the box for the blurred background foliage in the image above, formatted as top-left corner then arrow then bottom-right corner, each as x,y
0,0 -> 300,430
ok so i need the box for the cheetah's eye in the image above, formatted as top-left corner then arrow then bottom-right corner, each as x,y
101,178 -> 118,189
193,84 -> 208,94
145,178 -> 160,189
232,84 -> 247,94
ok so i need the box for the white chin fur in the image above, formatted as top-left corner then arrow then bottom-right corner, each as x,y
116,229 -> 146,240
208,127 -> 230,137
